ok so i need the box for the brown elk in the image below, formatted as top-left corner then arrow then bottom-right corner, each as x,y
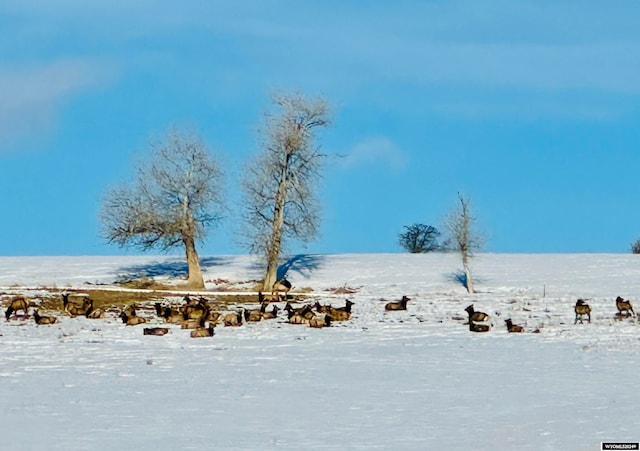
33,309 -> 59,325
223,311 -> 243,327
143,327 -> 170,336
272,278 -> 292,300
5,296 -> 29,320
284,302 -> 315,320
469,322 -> 491,333
574,299 -> 591,324
384,296 -> 410,311
505,318 -> 524,333
84,298 -> 105,319
262,304 -> 280,320
62,292 -> 90,317
190,324 -> 215,338
308,315 -> 331,328
119,310 -> 147,326
244,302 -> 268,322
465,304 -> 490,323
181,317 -> 205,330
615,296 -> 635,317
288,305 -> 314,325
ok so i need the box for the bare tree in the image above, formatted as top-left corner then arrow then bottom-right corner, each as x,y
399,223 -> 441,253
100,128 -> 224,289
242,92 -> 331,291
444,193 -> 482,293
631,238 -> 640,254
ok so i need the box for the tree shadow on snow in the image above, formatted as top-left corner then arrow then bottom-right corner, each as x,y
117,256 -> 232,279
447,270 -> 486,292
277,254 -> 325,280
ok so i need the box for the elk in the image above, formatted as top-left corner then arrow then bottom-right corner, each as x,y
384,296 -> 410,311
262,304 -> 280,320
465,304 -> 490,323
615,296 -> 635,317
143,327 -> 170,336
223,311 -> 243,327
119,310 -> 147,326
272,278 -> 292,300
284,302 -> 315,320
181,317 -> 205,330
314,299 -> 354,321
5,296 -> 29,320
469,322 -> 491,333
574,299 -> 591,324
62,292 -> 90,317
505,318 -> 524,333
244,303 -> 268,322
288,305 -> 315,325
308,315 -> 331,328
190,324 -> 215,338
33,310 -> 59,325
84,298 -> 105,319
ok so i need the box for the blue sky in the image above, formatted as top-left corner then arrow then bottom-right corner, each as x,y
1,1 -> 640,256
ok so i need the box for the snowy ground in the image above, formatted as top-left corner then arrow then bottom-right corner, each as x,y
1,253 -> 639,450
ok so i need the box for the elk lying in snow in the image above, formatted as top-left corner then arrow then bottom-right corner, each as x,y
62,292 -> 90,317
262,304 -> 280,320
190,324 -> 215,338
33,310 -> 59,325
223,311 -> 243,327
505,318 -> 524,333
119,310 -> 147,326
84,298 -> 105,319
155,303 -> 184,324
384,296 -> 410,311
465,304 -> 490,323
288,305 -> 315,325
181,317 -> 205,330
314,299 -> 354,321
5,296 -> 29,320
308,315 -> 331,328
244,303 -> 268,322
574,299 -> 591,324
284,302 -> 315,320
615,296 -> 635,317
469,322 -> 491,333
143,327 -> 169,336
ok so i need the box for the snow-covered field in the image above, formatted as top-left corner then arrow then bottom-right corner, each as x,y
1,253 -> 639,450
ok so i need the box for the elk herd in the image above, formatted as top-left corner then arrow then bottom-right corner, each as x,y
2,281 -> 639,338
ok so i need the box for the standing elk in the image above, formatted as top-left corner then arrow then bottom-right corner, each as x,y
574,299 -> 591,324
615,296 -> 635,317
272,278 -> 292,301
5,296 -> 29,320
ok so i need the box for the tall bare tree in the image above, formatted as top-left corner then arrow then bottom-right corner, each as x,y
444,193 -> 482,293
100,128 -> 224,289
242,92 -> 331,291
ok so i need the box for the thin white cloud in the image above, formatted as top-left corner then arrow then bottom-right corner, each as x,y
0,59 -> 117,150
339,137 -> 408,172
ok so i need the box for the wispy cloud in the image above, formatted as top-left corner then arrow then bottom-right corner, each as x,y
0,59 -> 117,151
339,137 -> 408,172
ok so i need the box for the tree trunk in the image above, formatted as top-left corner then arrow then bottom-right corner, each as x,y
263,157 -> 290,292
184,236 -> 204,289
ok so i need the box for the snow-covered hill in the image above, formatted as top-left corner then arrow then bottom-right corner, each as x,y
1,254 -> 638,450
